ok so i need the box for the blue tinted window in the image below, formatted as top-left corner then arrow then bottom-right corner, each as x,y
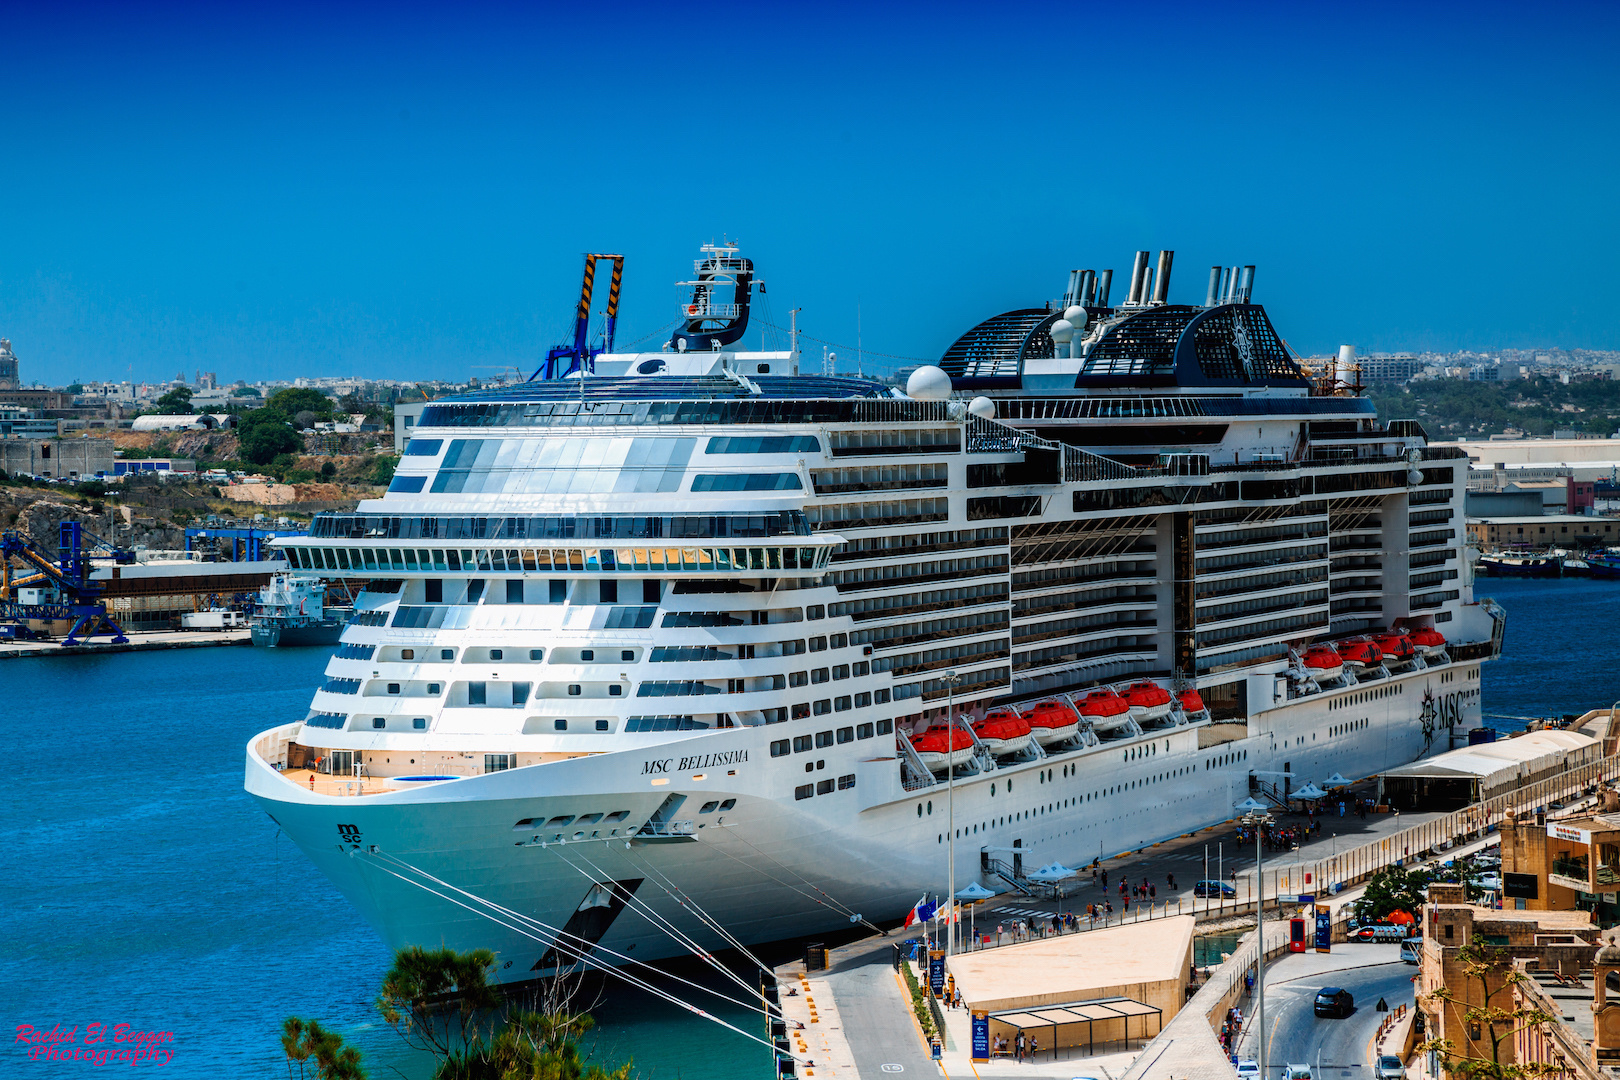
706,436 -> 821,454
388,474 -> 427,493
690,473 -> 803,492
403,439 -> 444,456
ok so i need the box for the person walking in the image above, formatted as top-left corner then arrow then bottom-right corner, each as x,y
1168,872 -> 1176,890
1016,1031 -> 1026,1062
1338,799 -> 1346,817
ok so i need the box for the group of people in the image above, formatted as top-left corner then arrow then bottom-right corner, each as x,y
1236,816 -> 1327,852
1218,1005 -> 1245,1055
991,1030 -> 1039,1062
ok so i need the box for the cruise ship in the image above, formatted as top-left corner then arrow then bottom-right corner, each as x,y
245,244 -> 1503,980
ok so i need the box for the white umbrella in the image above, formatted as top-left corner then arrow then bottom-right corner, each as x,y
1325,773 -> 1352,788
1026,862 -> 1077,883
956,882 -> 996,900
1292,782 -> 1328,800
1234,797 -> 1269,814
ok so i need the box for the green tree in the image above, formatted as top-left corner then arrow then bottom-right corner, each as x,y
320,461 -> 337,480
371,456 -> 398,486
280,1017 -> 367,1080
1352,864 -> 1434,922
1419,940 -> 1558,1080
237,409 -> 303,465
152,386 -> 194,414
266,387 -> 336,422
65,383 -> 84,395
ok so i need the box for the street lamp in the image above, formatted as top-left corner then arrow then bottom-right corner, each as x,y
943,668 -> 963,956
1238,802 -> 1276,1079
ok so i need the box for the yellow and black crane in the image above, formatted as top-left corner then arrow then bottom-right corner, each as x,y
534,253 -> 625,380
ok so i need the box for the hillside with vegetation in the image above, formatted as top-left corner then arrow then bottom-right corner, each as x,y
1367,376 -> 1620,441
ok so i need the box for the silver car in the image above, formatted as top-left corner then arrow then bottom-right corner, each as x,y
1375,1056 -> 1406,1080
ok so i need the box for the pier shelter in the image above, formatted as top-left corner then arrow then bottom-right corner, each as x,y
1380,730 -> 1599,810
948,914 -> 1192,1056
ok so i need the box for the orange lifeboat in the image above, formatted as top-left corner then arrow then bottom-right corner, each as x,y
1336,637 -> 1384,670
1407,626 -> 1448,658
1178,687 -> 1207,717
1371,630 -> 1416,665
1079,688 -> 1133,732
1025,699 -> 1081,746
1121,679 -> 1173,723
911,722 -> 973,772
1301,644 -> 1345,683
972,707 -> 1033,756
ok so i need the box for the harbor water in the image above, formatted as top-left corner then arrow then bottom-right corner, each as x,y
2,576 -> 1614,1077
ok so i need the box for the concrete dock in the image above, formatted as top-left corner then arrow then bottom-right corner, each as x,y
0,627 -> 251,658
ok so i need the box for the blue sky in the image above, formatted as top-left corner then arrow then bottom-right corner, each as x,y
1,1 -> 1617,384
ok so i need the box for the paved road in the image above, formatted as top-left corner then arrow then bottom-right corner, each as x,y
1241,949 -> 1417,1080
825,948 -> 935,1080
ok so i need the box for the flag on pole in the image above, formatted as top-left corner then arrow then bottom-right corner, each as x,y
903,895 -> 937,928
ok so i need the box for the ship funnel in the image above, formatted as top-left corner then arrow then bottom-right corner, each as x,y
1127,251 -> 1150,305
1237,265 -> 1256,303
1152,250 -> 1174,304
1096,269 -> 1113,307
1205,266 -> 1222,307
1079,269 -> 1096,306
1064,270 -> 1082,308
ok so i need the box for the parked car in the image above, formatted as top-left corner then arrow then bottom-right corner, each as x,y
1400,937 -> 1423,965
1314,987 -> 1355,1018
1375,1055 -> 1406,1080
1194,879 -> 1237,898
1285,1064 -> 1313,1080
1237,1060 -> 1261,1080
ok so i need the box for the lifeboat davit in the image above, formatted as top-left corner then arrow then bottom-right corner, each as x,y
1178,688 -> 1207,717
1078,688 -> 1133,732
1336,637 -> 1384,670
973,708 -> 1033,757
1025,699 -> 1081,746
1301,644 -> 1346,684
1407,626 -> 1448,658
1121,679 -> 1173,723
1371,630 -> 1416,665
911,722 -> 973,772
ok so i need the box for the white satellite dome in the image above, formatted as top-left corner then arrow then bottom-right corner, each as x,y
1063,305 -> 1088,326
968,396 -> 996,419
1048,319 -> 1074,344
906,365 -> 953,402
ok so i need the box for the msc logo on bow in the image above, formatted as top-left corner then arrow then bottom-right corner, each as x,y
337,824 -> 362,845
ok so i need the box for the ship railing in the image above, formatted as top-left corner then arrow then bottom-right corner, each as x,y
895,730 -> 938,790
1061,443 -> 1172,484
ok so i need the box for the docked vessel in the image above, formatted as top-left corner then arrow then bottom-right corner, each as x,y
250,573 -> 346,647
246,244 -> 1502,980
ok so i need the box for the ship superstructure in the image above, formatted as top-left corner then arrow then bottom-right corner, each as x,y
246,245 -> 1502,980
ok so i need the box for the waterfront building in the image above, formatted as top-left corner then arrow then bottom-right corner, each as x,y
1501,800 -> 1620,925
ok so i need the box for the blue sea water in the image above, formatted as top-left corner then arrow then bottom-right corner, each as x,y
0,647 -> 765,1079
2,579 -> 1615,1076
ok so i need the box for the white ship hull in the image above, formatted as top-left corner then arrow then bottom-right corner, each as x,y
249,659 -> 1483,977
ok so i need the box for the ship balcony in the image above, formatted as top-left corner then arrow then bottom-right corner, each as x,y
1195,599 -> 1330,635
1009,570 -> 1157,596
1013,593 -> 1157,620
1329,557 -> 1382,574
1193,531 -> 1329,556
1329,578 -> 1383,595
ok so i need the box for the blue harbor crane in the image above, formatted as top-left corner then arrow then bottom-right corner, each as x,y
0,521 -> 129,645
533,253 -> 625,380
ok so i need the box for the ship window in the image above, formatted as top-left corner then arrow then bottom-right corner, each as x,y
875,689 -> 891,704
811,668 -> 829,684
468,681 -> 486,705
791,702 -> 810,719
793,735 -> 812,753
796,784 -> 814,801
604,811 -> 630,822
877,718 -> 893,734
530,649 -> 544,661
834,696 -> 851,712
600,579 -> 618,603
609,685 -> 622,696
554,719 -> 567,731
857,723 -> 873,739
853,661 -> 869,676
413,718 -> 426,729
808,606 -> 826,621
837,727 -> 853,744
581,650 -> 595,661
424,579 -> 443,603
550,580 -> 567,603
387,683 -> 400,694
809,636 -> 827,651
465,579 -> 485,604
545,815 -> 574,827
372,717 -> 385,728
506,580 -> 524,604
594,719 -> 609,731
485,754 -> 513,773
719,798 -> 736,810
813,699 -> 831,716
816,730 -> 834,748
441,649 -> 454,660
789,671 -> 808,687
817,778 -> 835,795
490,649 -> 504,660
699,801 -> 719,813
771,739 -> 791,757
428,683 -> 440,694
568,685 -> 581,696
832,665 -> 850,680
831,633 -> 847,648
622,650 -> 634,661
401,649 -> 415,660
855,692 -> 871,708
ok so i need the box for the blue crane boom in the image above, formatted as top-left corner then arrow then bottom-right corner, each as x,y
532,253 -> 625,380
0,522 -> 129,645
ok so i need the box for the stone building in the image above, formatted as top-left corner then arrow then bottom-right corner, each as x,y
1500,796 -> 1620,925
1509,938 -> 1620,1080
0,435 -> 116,479
1418,882 -> 1598,1069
